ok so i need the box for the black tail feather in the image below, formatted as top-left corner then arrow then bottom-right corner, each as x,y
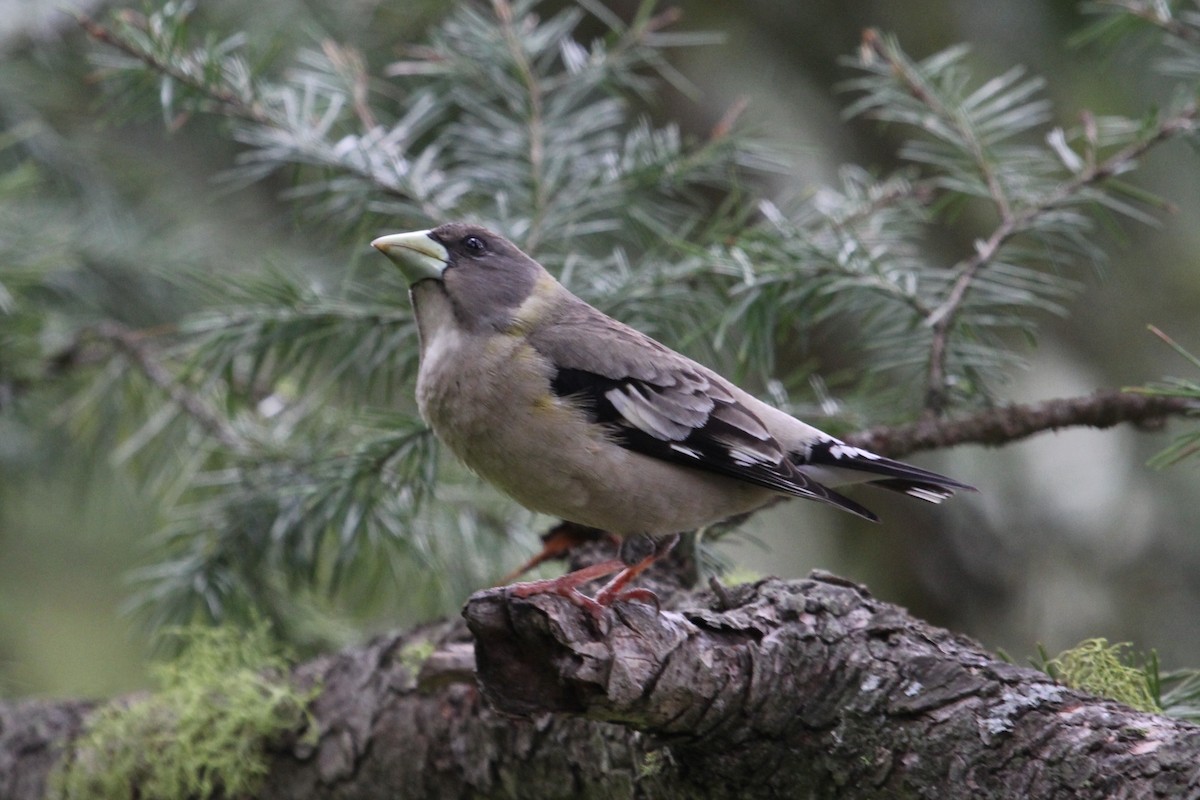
807,482 -> 881,523
801,439 -> 976,503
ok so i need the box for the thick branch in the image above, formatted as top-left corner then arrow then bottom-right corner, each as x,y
1,619 -> 659,800
5,573 -> 1200,799
465,575 -> 1200,799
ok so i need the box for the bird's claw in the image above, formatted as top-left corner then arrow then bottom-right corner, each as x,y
594,586 -> 661,613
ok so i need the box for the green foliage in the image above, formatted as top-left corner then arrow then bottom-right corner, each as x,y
3,0 -> 1198,638
0,134 -> 106,410
1042,638 -> 1159,713
1131,326 -> 1200,467
834,27 -> 1185,411
398,639 -> 436,675
1152,662 -> 1200,723
52,621 -> 316,800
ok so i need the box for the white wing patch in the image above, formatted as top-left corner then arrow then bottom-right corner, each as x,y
729,447 -> 771,467
606,385 -> 694,440
824,441 -> 882,461
602,374 -> 796,484
901,486 -> 953,503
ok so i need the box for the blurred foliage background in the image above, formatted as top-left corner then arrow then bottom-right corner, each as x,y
2,0 -> 1200,698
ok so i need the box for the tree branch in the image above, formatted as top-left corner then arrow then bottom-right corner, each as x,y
6,574 -> 1199,799
92,322 -> 248,454
845,388 -> 1196,459
75,12 -> 270,126
1099,0 -> 1200,45
921,100 -> 1198,414
860,24 -> 1200,416
21,318 -> 1198,462
464,576 -> 1200,798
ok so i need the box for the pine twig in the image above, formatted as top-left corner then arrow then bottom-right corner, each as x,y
75,12 -> 270,126
41,326 -> 1199,466
1098,0 -> 1200,45
858,31 -> 1200,415
77,11 -> 419,205
493,0 -> 549,249
922,102 -> 1199,415
90,322 -> 247,453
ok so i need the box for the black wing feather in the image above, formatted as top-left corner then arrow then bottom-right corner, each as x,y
551,367 -> 879,521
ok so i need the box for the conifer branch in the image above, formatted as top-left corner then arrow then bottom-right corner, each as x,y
75,11 -> 269,126
90,322 -> 247,453
50,0 -> 1200,629
493,0 -> 550,248
922,101 -> 1198,414
860,30 -> 1014,220
39,328 -> 1200,467
1097,0 -> 1200,44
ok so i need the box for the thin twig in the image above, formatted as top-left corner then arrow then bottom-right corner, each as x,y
861,31 -> 1200,415
1098,0 -> 1200,45
78,11 -> 419,207
922,103 -> 1197,414
493,0 -> 549,250
29,322 -> 1198,462
76,12 -> 271,126
846,388 -> 1197,459
92,322 -> 247,453
861,30 -> 1013,220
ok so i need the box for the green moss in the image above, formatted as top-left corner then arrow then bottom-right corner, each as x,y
1046,638 -> 1159,713
720,567 -> 763,587
397,639 -> 436,674
638,749 -> 665,779
52,621 -> 318,800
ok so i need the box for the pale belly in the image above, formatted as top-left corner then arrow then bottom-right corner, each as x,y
415,324 -> 774,535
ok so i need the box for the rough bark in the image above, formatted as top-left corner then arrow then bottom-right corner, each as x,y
466,575 -> 1200,798
3,573 -> 1198,799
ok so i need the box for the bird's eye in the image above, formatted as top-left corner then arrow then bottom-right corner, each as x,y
463,235 -> 486,253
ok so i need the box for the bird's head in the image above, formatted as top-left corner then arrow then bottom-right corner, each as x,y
372,223 -> 550,331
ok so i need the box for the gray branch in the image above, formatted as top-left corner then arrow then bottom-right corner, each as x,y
465,575 -> 1200,798
4,573 -> 1199,799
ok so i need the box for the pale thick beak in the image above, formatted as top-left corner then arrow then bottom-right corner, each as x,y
371,230 -> 449,284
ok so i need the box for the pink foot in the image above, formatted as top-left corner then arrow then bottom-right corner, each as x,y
508,559 -> 625,619
506,533 -> 681,619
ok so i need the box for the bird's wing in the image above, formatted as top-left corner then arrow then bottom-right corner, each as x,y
529,300 -> 879,521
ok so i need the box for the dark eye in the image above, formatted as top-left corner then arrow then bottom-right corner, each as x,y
463,235 -> 486,253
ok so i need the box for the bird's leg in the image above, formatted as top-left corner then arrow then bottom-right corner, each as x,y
593,533 -> 681,610
496,522 -> 619,585
508,558 -> 627,618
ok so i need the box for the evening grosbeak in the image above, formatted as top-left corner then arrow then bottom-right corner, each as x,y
372,223 -> 972,616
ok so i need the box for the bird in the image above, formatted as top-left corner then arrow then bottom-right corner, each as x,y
371,222 -> 973,617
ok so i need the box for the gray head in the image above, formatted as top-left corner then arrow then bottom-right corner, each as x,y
372,223 -> 548,332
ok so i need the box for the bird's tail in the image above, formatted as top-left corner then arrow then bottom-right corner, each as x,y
795,439 -> 975,504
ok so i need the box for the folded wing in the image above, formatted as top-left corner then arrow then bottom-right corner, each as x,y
533,299 -> 880,521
